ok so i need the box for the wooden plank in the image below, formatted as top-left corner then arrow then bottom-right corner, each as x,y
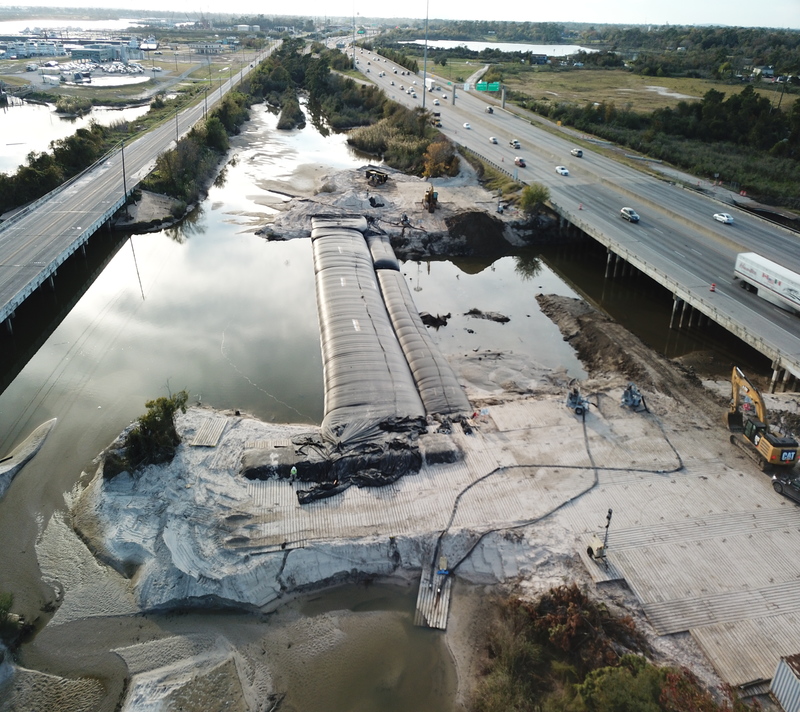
414,566 -> 453,629
190,418 -> 227,447
244,439 -> 292,449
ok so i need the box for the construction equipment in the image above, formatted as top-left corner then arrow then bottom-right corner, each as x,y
727,366 -> 798,471
566,387 -> 590,419
422,185 -> 438,213
587,508 -> 613,565
621,382 -> 648,412
366,168 -> 388,186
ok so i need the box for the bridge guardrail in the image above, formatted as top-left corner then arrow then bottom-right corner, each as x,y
559,207 -> 798,377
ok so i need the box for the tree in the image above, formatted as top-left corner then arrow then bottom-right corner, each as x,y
204,116 -> 229,152
422,137 -> 458,177
576,656 -> 663,712
519,183 -> 550,214
105,391 -> 189,478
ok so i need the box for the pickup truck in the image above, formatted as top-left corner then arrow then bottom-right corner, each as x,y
509,139 -> 520,149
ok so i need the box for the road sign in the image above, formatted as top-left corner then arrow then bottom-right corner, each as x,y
476,81 -> 487,91
488,82 -> 500,91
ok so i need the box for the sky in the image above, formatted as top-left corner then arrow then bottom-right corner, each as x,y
1,0 -> 798,29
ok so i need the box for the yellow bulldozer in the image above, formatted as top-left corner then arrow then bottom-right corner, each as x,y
726,366 -> 798,471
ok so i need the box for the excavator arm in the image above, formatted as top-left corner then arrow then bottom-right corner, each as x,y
728,366 -> 767,431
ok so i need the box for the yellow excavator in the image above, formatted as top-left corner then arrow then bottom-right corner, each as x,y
422,185 -> 438,213
727,366 -> 798,471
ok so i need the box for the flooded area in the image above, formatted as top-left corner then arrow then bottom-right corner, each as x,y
0,98 -> 769,709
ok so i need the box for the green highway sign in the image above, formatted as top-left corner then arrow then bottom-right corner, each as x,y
476,82 -> 487,90
488,82 -> 500,91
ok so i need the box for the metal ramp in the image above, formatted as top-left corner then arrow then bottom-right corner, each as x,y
414,556 -> 452,630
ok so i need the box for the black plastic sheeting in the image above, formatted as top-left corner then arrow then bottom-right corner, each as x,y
312,224 -> 425,448
377,268 -> 471,416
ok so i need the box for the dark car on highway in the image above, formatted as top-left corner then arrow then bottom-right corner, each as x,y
620,207 -> 640,223
773,474 -> 800,504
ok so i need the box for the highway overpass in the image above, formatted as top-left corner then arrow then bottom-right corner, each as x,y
358,51 -> 800,388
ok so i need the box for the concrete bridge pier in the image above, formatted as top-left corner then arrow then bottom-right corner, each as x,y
677,300 -> 691,329
4,312 -> 14,335
604,250 -> 614,279
770,362 -> 795,393
613,254 -> 624,278
669,296 -> 682,329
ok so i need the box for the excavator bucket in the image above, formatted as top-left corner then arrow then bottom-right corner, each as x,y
727,410 -> 744,432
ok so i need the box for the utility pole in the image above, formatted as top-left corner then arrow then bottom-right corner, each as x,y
121,139 -> 129,218
352,9 -> 356,70
422,0 -> 430,110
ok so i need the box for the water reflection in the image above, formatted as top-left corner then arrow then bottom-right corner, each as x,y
0,101 -> 150,174
514,252 -> 543,281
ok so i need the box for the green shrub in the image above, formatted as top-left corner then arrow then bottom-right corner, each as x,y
104,391 -> 188,478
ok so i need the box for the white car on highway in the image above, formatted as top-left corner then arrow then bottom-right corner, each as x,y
489,136 -> 498,144
555,166 -> 570,176
713,212 -> 734,224
433,99 -> 440,106
463,122 -> 471,129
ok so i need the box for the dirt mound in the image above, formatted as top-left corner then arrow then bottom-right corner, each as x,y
536,294 -> 723,417
445,211 -> 512,256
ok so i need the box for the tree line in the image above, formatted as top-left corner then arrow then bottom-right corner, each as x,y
0,86 -> 233,217
508,84 -> 800,205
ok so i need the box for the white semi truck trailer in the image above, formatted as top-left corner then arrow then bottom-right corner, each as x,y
734,252 -> 800,314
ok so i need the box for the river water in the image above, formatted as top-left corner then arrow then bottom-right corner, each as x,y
0,96 -> 769,709
0,100 -> 151,175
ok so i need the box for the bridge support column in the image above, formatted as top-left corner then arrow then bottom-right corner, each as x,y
613,255 -> 623,278
604,250 -> 614,279
678,301 -> 689,329
781,369 -> 794,393
4,315 -> 13,335
669,296 -> 682,329
770,364 -> 784,394
48,275 -> 55,290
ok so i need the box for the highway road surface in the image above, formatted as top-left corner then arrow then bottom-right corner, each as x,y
356,50 -> 800,383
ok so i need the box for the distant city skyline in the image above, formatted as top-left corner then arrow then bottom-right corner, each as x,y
1,0 -> 798,30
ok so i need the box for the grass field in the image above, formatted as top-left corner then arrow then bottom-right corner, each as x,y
502,67 -> 796,113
